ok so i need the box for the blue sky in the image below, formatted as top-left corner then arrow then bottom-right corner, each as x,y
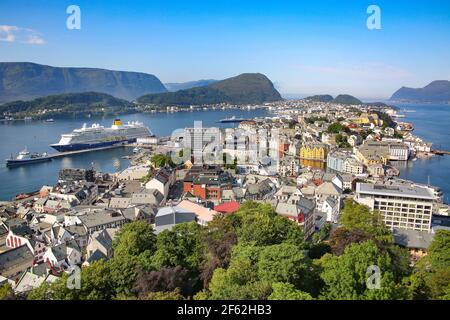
0,0 -> 449,99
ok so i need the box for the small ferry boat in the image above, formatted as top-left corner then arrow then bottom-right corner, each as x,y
218,116 -> 249,123
45,118 -> 55,122
6,149 -> 52,167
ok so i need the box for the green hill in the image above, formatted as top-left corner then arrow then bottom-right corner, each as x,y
138,73 -> 282,106
0,62 -> 167,103
333,94 -> 363,105
304,95 -> 334,102
0,92 -> 134,119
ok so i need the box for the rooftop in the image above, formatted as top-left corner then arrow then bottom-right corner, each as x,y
357,183 -> 435,200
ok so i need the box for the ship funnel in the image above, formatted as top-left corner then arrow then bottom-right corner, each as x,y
113,119 -> 123,126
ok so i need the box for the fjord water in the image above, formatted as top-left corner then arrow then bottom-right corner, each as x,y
394,104 -> 450,203
0,108 -> 270,200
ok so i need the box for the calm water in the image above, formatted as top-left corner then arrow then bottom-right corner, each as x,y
393,104 -> 450,203
0,109 -> 270,200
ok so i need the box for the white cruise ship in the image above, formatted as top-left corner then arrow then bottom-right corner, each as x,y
50,119 -> 152,152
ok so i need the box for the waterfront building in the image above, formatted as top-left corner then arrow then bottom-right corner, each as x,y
327,150 -> 349,172
355,182 -> 436,232
343,157 -> 364,174
300,143 -> 328,161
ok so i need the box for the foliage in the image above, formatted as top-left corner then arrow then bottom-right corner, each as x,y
268,282 -> 314,300
151,154 -> 174,168
327,122 -> 350,134
149,222 -> 206,272
339,199 -> 393,243
0,283 -> 15,300
318,241 -> 410,300
409,230 -> 450,300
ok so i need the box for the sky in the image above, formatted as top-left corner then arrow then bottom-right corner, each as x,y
0,0 -> 449,99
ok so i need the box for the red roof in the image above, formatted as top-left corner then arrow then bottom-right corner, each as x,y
214,201 -> 240,214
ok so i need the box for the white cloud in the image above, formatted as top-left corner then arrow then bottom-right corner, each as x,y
0,25 -> 45,45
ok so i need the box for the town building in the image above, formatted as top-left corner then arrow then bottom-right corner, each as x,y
355,182 -> 436,232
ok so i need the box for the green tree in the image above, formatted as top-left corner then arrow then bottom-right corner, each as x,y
268,282 -> 313,300
151,154 -> 174,168
109,221 -> 157,295
340,200 -> 393,243
409,230 -> 450,300
0,283 -> 15,300
235,202 -> 306,247
150,222 -> 206,272
318,240 -> 409,300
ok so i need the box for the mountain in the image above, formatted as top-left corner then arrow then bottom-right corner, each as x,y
304,95 -> 334,102
0,62 -> 167,104
138,73 -> 282,106
390,80 -> 450,103
0,92 -> 134,119
333,94 -> 363,105
164,79 -> 219,92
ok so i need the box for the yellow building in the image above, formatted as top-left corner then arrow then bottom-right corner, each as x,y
354,113 -> 381,126
300,143 -> 328,161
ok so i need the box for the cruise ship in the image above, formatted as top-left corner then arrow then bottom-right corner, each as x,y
50,119 -> 152,152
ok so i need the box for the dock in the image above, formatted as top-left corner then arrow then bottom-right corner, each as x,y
431,150 -> 450,156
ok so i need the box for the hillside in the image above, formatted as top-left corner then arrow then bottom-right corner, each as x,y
138,73 -> 282,106
0,62 -> 167,103
304,95 -> 334,102
390,80 -> 450,103
333,94 -> 363,105
0,92 -> 134,119
164,79 -> 219,92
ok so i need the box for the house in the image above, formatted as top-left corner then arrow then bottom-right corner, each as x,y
108,197 -> 132,209
145,167 -> 175,201
0,245 -> 34,280
121,206 -> 155,223
13,271 -> 58,294
275,197 -> 316,238
274,186 -> 301,202
116,165 -> 151,181
320,197 -> 340,223
245,178 -> 276,200
76,208 -> 127,234
214,201 -> 241,215
131,189 -> 164,207
84,228 -> 118,266
154,206 -> 196,233
393,228 -> 434,263
43,240 -> 82,273
177,200 -> 218,226
315,182 -> 342,208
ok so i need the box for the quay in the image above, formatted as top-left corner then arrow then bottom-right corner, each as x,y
431,149 -> 450,156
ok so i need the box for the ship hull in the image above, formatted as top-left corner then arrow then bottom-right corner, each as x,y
6,157 -> 52,167
50,138 -> 136,152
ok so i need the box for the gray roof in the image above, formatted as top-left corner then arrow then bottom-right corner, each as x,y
393,228 -> 434,250
0,245 -> 34,274
77,209 -> 126,228
357,183 -> 435,200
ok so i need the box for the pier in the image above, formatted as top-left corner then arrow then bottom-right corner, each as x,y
431,149 -> 450,156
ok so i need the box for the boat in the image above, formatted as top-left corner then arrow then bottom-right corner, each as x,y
50,119 -> 153,152
6,149 -> 52,167
46,118 -> 55,122
218,116 -> 249,123
133,147 -> 141,153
